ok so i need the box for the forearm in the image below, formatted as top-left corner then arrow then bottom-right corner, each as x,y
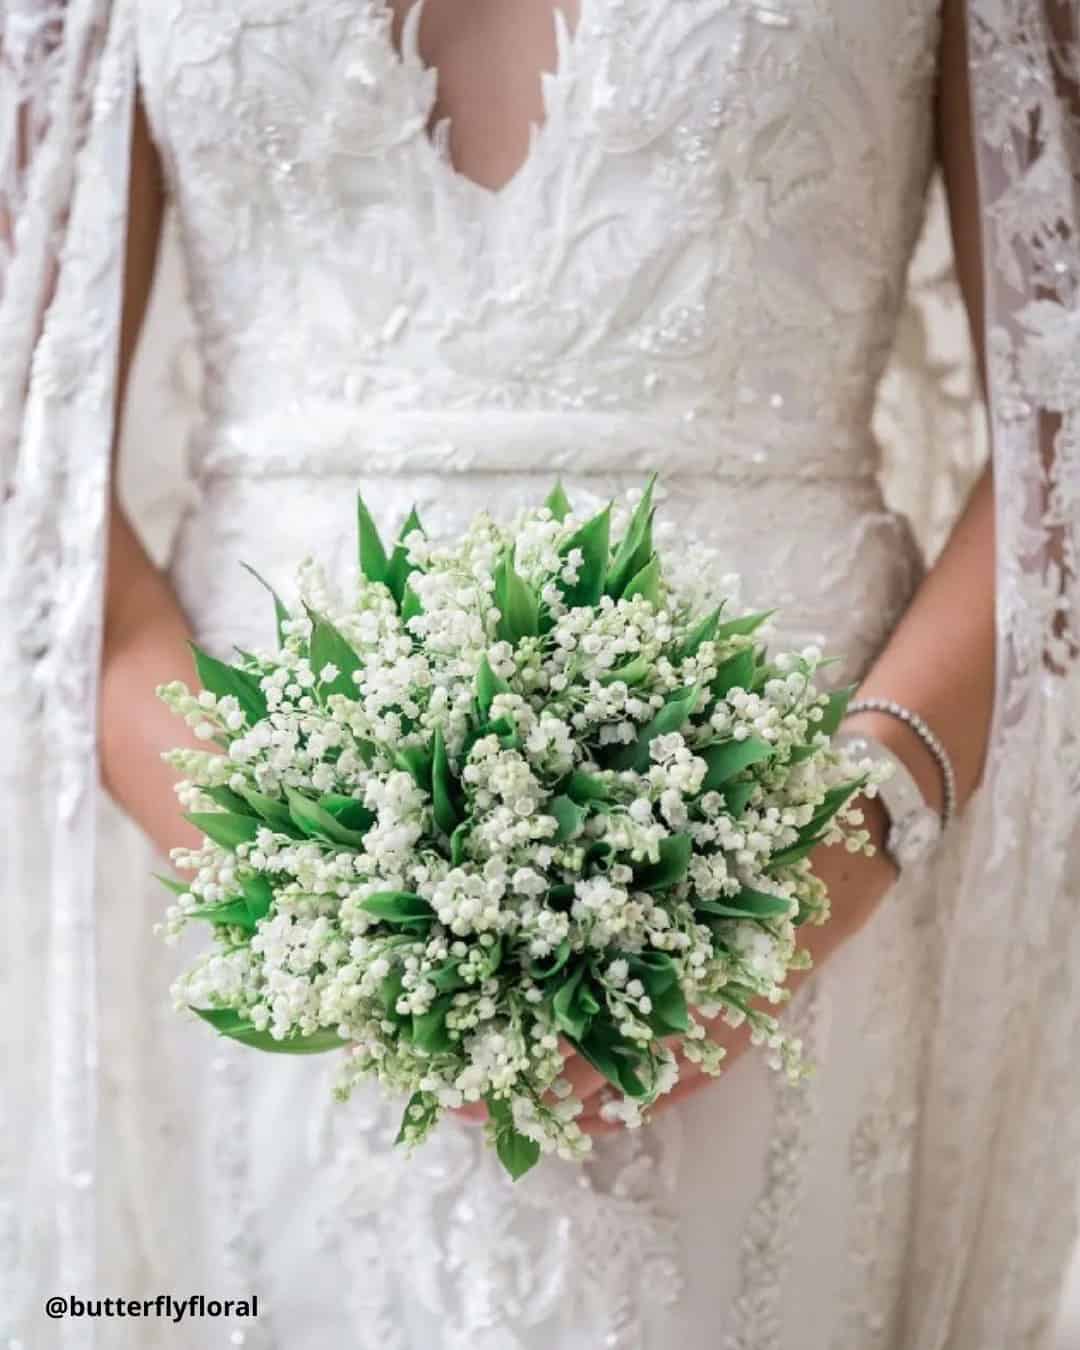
99,499 -> 203,859
803,463 -> 995,954
845,464 -> 995,816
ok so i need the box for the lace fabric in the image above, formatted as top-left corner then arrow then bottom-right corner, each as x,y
1,2 -> 1079,1347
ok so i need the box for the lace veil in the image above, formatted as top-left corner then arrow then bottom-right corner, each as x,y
1,1 -> 1078,1344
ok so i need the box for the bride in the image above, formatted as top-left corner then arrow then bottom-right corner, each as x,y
3,0 -> 1079,1346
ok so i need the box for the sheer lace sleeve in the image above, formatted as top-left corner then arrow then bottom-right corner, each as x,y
0,0 -> 135,1338
903,4 -> 1080,1344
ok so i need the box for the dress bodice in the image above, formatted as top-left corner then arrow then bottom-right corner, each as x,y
135,0 -> 941,483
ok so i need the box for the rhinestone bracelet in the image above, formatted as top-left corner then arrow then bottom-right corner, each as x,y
845,697 -> 957,829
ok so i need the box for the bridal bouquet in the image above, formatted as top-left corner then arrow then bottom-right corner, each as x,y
158,480 -> 876,1179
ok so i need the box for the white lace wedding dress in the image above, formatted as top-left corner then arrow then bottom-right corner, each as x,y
85,3 -> 953,1347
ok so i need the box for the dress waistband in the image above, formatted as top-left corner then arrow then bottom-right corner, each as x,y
187,405 -> 882,484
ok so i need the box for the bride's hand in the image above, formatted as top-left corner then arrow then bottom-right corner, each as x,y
451,794 -> 899,1137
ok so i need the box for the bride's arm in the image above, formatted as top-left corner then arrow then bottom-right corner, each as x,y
99,91 -> 203,859
551,0 -> 996,1132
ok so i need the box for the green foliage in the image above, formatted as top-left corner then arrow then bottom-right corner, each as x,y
486,1095 -> 541,1181
395,1091 -> 440,1146
712,610 -> 774,641
191,1007 -> 347,1054
678,605 -> 723,661
360,891 -> 436,927
711,648 -> 757,700
476,654 -> 509,717
385,506 -> 424,607
622,554 -> 662,605
557,503 -> 610,609
633,833 -> 692,891
606,686 -> 700,772
189,643 -> 267,725
307,613 -> 362,700
548,793 -> 586,842
699,736 -> 774,792
431,726 -> 460,835
605,475 -> 655,598
184,811 -> 262,851
494,550 -> 540,643
818,685 -> 856,736
545,480 -> 572,522
696,887 -> 793,920
285,787 -> 368,847
357,494 -> 389,585
240,563 -> 290,647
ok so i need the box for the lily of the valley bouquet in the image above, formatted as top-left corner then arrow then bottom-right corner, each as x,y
158,479 -> 877,1179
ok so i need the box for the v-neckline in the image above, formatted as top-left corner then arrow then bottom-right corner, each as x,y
374,0 -> 589,204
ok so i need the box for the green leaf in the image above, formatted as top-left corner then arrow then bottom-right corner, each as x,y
699,736 -> 774,792
558,504 -> 611,610
240,872 -> 273,925
647,979 -> 690,1035
818,685 -> 856,736
480,936 -> 504,979
712,610 -> 775,641
189,644 -> 267,726
240,563 -> 290,647
428,961 -> 469,994
525,938 -> 572,981
605,476 -> 656,598
411,995 -> 454,1054
622,554 -> 662,606
801,780 -> 862,838
633,833 -> 692,891
431,726 -> 459,835
360,891 -> 436,926
486,1096 -> 542,1181
494,550 -> 539,644
379,966 -> 407,1019
186,897 -> 256,930
767,838 -> 826,870
401,578 -> 424,627
286,787 -> 368,848
548,793 -> 586,843
234,785 -> 302,836
697,887 -> 793,920
450,819 -> 470,866
627,949 -> 679,992
318,793 -> 375,833
552,963 -> 590,1040
678,605 -> 724,661
606,686 -> 701,773
711,649 -> 757,700
202,784 -> 255,815
394,745 -> 433,790
357,494 -> 389,585
597,654 -> 652,687
722,780 -> 756,818
308,614 -> 362,700
395,1090 -> 440,1146
385,506 -> 424,608
191,1007 -> 347,1054
545,480 -> 572,522
573,1022 -> 649,1098
566,771 -> 613,803
476,653 -> 509,718
154,872 -> 191,897
185,811 -> 262,851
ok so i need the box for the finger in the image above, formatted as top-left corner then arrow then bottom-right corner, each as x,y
449,1100 -> 488,1126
